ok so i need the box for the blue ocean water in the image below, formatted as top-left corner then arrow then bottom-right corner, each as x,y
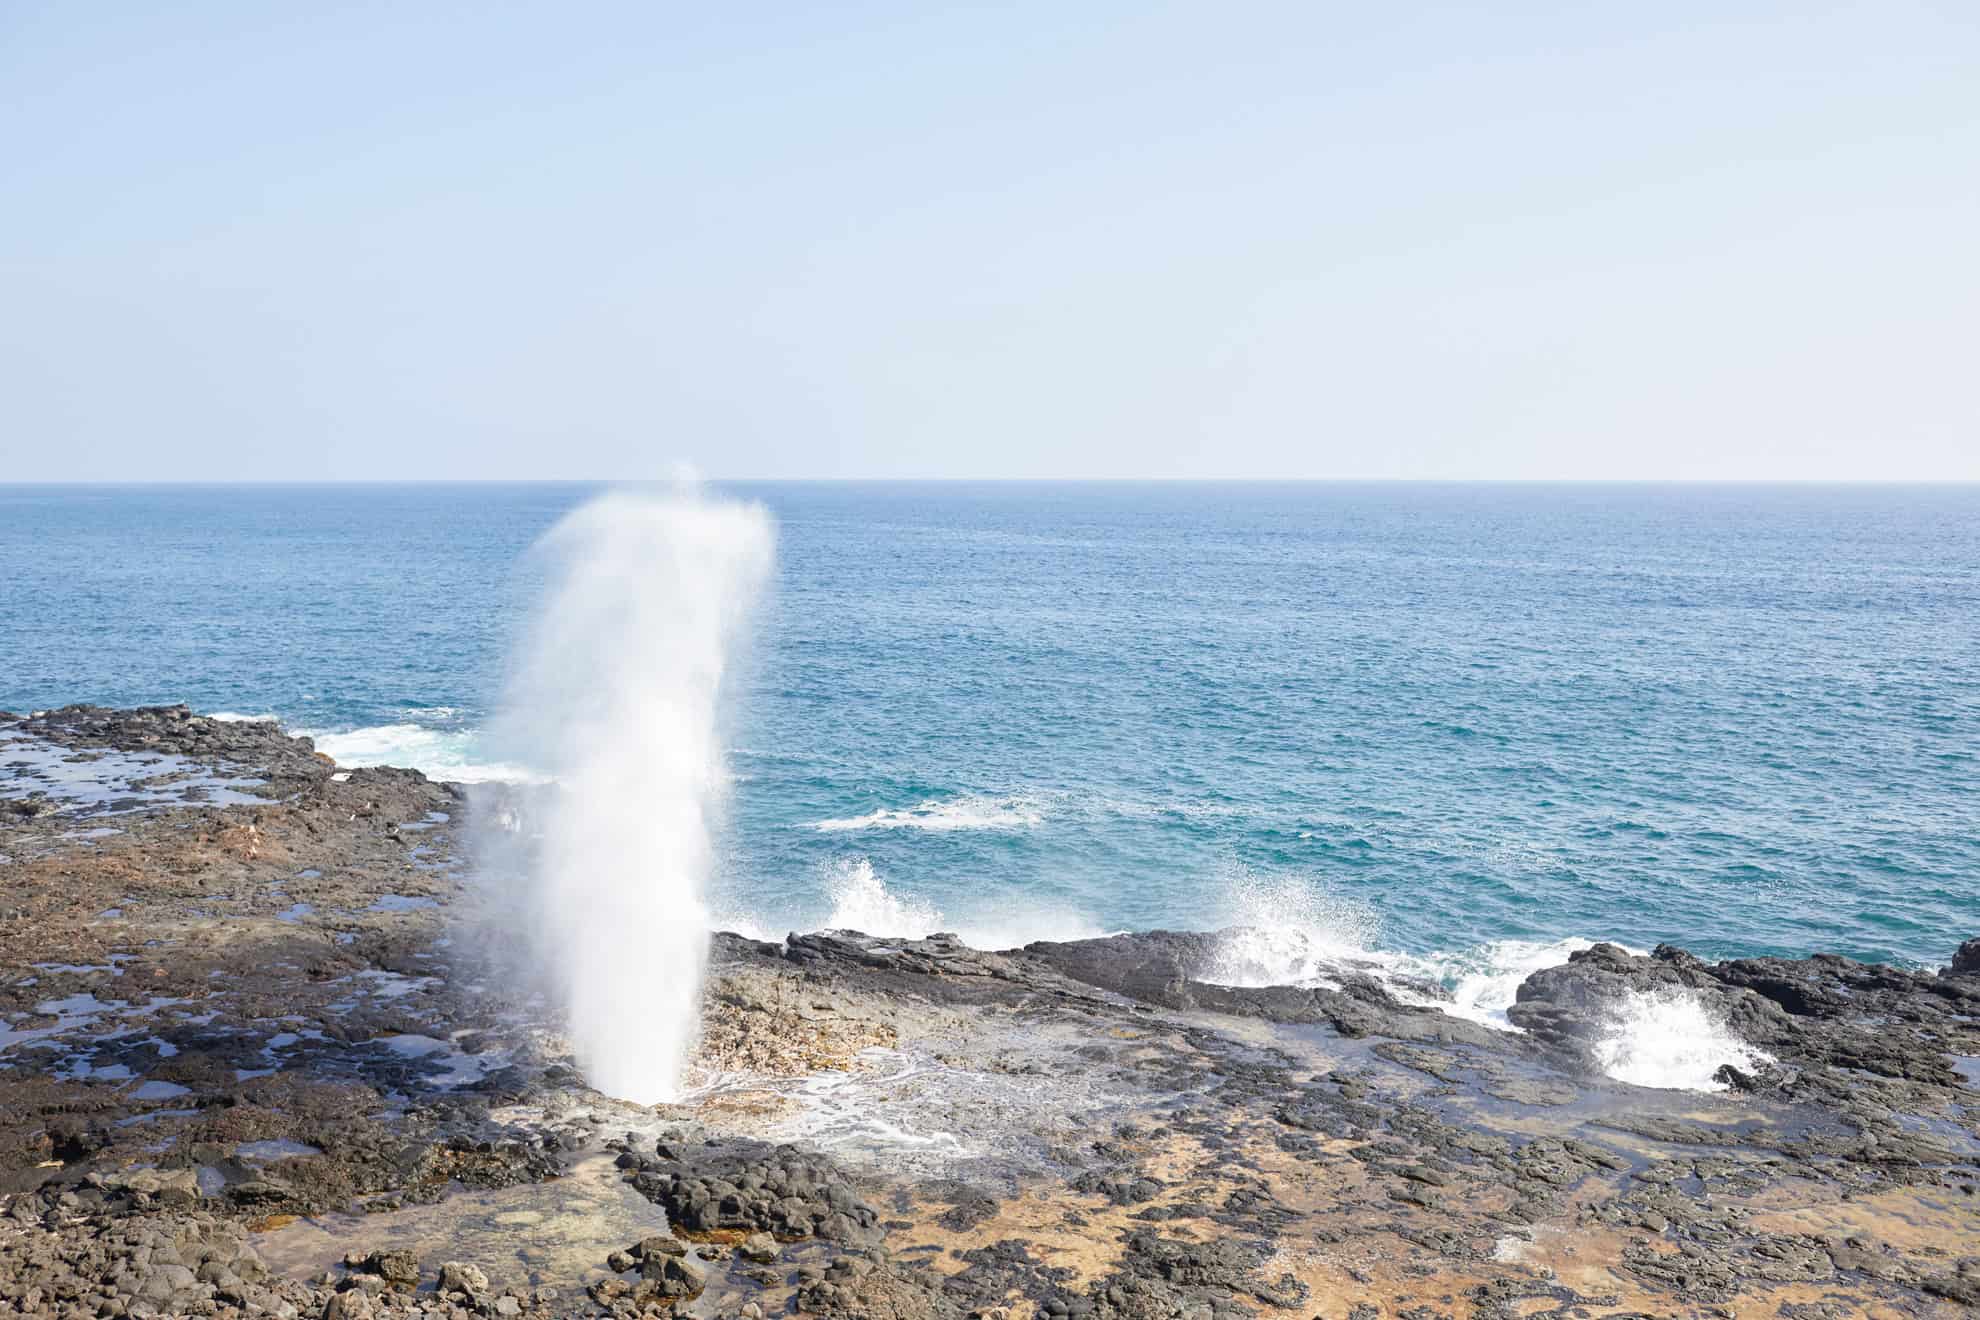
3,482 -> 1976,975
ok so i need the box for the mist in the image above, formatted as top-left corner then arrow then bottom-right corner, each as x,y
472,487 -> 774,1103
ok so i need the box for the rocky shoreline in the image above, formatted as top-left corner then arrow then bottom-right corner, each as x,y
2,706 -> 1976,1318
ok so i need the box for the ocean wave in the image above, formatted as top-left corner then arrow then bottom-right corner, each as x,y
1198,862 -> 1380,988
1189,863 -> 1617,1030
399,705 -> 464,721
822,856 -> 946,933
1389,937 -> 1603,1028
1592,988 -> 1772,1091
812,795 -> 1043,833
807,791 -> 1270,833
206,711 -> 279,724
1207,926 -> 1611,1031
717,856 -> 1649,1047
823,856 -> 1109,948
300,723 -> 541,785
715,856 -> 1108,951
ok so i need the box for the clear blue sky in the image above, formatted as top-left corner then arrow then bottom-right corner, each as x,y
2,2 -> 1974,480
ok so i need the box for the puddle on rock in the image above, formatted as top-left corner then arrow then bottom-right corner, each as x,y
368,894 -> 440,913
685,1038 -> 1157,1184
0,728 -> 267,816
238,1139 -> 325,1161
373,1033 -> 507,1089
255,1155 -> 670,1299
128,1079 -> 192,1101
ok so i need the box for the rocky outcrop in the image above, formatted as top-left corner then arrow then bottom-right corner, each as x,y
1022,931 -> 1495,1047
619,1136 -> 884,1246
1943,937 -> 1980,978
1507,942 -> 1793,1058
5,705 -> 1976,1319
12,703 -> 336,796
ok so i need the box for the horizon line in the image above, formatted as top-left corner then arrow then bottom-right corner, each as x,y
6,476 -> 1980,488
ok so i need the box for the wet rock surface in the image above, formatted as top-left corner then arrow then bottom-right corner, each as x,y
617,1135 -> 884,1246
3,707 -> 1977,1318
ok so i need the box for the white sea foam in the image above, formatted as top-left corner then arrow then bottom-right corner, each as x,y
733,856 -> 1621,1038
823,857 -> 945,934
1592,988 -> 1772,1091
304,723 -> 540,785
206,711 -> 279,723
1191,864 -> 1621,1031
1199,862 -> 1379,988
807,790 -> 1269,834
471,486 -> 774,1105
1218,927 -> 1614,1031
707,909 -> 780,944
1393,937 -> 1602,1028
813,795 -> 1042,833
803,856 -> 1106,950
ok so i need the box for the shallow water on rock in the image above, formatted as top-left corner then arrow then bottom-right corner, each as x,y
372,1032 -> 507,1090
254,1154 -> 670,1297
368,894 -> 440,912
0,728 -> 267,816
127,1079 -> 190,1100
684,1025 -> 1173,1185
237,1139 -> 324,1162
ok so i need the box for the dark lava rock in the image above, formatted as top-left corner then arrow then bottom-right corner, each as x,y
1070,1169 -> 1166,1206
1507,938 -> 1980,1184
1944,938 -> 1980,978
795,1250 -> 964,1318
624,1138 -> 883,1245
436,1259 -> 491,1304
1024,931 -> 1496,1047
1714,1062 -> 1760,1092
14,703 -> 334,794
933,1188 -> 999,1232
1083,1230 -> 1298,1318
350,1249 -> 419,1288
1512,941 -> 1980,1090
1507,943 -> 1781,1059
649,1253 -> 708,1298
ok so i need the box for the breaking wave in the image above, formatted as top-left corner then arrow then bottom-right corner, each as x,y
302,723 -> 540,785
1198,862 -> 1379,988
1592,988 -> 1773,1091
1192,864 -> 1614,1030
722,856 -> 1109,951
1399,938 -> 1601,1028
722,855 -> 1619,1035
822,856 -> 946,933
745,854 -> 1612,1030
812,795 -> 1043,833
235,708 -> 1633,1036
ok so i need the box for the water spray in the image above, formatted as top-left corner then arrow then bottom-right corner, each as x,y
475,486 -> 773,1103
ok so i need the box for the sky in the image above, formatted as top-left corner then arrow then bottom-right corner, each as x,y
1,2 -> 1975,481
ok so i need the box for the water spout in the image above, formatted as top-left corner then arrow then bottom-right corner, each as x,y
474,486 -> 773,1103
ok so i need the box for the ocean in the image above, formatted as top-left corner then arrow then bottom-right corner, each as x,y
3,482 -> 1975,999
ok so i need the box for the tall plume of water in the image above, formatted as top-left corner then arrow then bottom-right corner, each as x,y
474,487 -> 774,1103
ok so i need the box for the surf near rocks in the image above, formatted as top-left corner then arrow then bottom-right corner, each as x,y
3,706 -> 1978,1318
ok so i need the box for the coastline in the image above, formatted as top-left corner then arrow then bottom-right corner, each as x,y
2,706 -> 1975,1318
